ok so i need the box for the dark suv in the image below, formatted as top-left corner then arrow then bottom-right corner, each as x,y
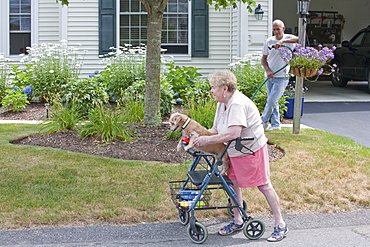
331,25 -> 370,93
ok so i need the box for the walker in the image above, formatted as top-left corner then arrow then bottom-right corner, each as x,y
169,137 -> 265,244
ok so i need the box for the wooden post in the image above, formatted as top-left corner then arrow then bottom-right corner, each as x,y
293,17 -> 306,134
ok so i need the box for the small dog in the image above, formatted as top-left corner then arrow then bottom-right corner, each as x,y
168,112 -> 230,175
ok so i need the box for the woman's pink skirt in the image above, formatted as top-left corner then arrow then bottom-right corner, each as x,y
227,144 -> 270,188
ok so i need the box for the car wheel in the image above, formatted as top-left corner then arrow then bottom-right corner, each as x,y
331,66 -> 349,87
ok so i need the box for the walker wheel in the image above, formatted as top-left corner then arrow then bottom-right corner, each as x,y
227,199 -> 247,216
178,208 -> 190,225
243,219 -> 265,240
187,222 -> 208,244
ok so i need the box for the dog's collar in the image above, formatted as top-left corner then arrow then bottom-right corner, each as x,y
182,118 -> 191,129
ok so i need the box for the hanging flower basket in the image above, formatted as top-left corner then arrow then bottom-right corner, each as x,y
290,67 -> 318,78
279,45 -> 337,80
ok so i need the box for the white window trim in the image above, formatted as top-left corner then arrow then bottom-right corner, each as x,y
0,0 -> 39,59
115,0 -> 192,57
31,0 -> 39,50
187,1 -> 192,56
0,0 -> 9,54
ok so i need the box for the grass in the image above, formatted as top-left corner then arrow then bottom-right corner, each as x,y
0,124 -> 369,230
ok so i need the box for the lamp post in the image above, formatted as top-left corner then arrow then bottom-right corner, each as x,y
293,0 -> 311,134
255,4 -> 264,20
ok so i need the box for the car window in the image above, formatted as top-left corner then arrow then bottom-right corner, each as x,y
363,32 -> 370,47
351,32 -> 365,47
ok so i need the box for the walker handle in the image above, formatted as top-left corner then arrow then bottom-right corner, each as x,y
238,137 -> 254,141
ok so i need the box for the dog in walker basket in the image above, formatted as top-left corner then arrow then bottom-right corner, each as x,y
169,112 -> 230,175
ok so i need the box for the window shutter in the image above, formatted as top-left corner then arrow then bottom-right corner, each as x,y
191,0 -> 209,57
99,0 -> 116,55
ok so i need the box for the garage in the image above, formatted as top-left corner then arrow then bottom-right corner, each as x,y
273,0 -> 370,45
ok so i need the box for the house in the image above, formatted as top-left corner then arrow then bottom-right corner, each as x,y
0,0 -> 270,78
1,0 -> 369,78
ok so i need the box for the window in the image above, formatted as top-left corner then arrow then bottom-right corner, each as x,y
99,0 -> 208,57
362,31 -> 370,47
9,0 -> 31,55
120,0 -> 189,54
161,0 -> 189,54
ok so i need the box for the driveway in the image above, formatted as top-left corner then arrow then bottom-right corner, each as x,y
301,80 -> 370,148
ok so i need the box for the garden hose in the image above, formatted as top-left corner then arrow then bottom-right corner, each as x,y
250,45 -> 294,101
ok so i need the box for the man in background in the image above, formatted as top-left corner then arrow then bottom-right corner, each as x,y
261,19 -> 298,130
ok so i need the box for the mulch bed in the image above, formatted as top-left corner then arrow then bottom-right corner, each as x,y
3,103 -> 285,163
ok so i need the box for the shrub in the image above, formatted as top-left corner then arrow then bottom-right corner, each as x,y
184,92 -> 216,129
0,54 -> 12,101
184,79 -> 211,105
230,52 -> 287,115
8,65 -> 28,90
122,80 -> 175,117
1,87 -> 30,112
99,45 -> 146,101
15,40 -> 84,99
60,72 -> 109,114
161,62 -> 202,104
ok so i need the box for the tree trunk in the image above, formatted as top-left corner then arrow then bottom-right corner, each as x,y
141,0 -> 168,126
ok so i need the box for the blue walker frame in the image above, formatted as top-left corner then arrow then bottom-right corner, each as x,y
170,137 -> 265,244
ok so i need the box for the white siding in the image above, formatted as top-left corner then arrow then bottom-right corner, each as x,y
5,0 -> 368,79
173,6 -> 233,77
38,0 -> 61,44
66,0 -> 103,78
173,3 -> 269,77
9,0 -> 102,78
4,0 -> 270,78
245,0 -> 269,52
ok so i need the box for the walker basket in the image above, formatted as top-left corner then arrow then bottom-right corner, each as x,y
169,180 -> 211,209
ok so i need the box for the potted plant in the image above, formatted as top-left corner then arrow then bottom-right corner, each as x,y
283,81 -> 308,119
279,44 -> 336,78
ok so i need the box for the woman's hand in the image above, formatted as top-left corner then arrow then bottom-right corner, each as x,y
194,125 -> 243,147
193,136 -> 209,147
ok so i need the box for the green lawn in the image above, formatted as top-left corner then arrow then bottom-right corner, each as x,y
0,124 -> 369,230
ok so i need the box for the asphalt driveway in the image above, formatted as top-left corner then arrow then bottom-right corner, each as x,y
302,102 -> 370,148
301,80 -> 370,148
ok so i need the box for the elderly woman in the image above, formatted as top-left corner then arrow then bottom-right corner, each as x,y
193,70 -> 288,242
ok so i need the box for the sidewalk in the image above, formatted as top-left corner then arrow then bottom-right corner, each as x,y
0,120 -> 40,124
0,210 -> 369,246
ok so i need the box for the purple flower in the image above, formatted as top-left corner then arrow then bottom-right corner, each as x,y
23,85 -> 32,95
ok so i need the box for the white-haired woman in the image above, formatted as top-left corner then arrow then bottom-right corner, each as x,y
193,69 -> 288,242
